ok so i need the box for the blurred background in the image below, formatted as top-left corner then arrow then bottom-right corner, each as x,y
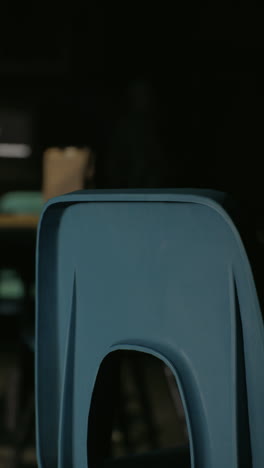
1,3 -> 264,205
1,2 -> 264,467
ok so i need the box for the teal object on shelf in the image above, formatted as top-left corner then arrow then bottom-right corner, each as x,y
36,189 -> 264,468
0,191 -> 43,214
0,190 -> 41,311
0,269 -> 25,299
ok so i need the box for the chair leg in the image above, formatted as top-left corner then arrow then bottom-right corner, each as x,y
11,391 -> 35,468
3,345 -> 35,468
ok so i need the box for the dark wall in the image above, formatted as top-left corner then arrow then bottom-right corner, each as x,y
0,4 -> 263,222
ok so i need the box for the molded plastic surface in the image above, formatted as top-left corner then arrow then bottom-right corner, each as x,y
36,189 -> 264,467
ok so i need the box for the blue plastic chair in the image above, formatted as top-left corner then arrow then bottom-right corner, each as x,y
36,189 -> 264,468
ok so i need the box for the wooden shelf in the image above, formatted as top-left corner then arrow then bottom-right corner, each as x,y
0,214 -> 39,229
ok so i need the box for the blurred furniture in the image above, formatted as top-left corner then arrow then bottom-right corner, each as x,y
0,191 -> 43,216
36,189 -> 264,467
0,193 -> 41,467
0,190 -> 42,307
42,146 -> 95,201
102,447 -> 190,468
0,191 -> 41,314
0,214 -> 39,229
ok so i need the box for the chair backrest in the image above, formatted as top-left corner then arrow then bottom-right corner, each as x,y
36,189 -> 264,468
